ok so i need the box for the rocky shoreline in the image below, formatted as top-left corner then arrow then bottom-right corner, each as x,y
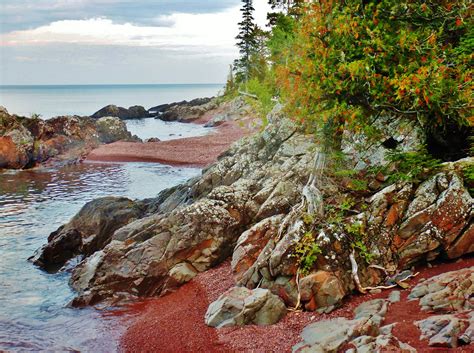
16,96 -> 474,351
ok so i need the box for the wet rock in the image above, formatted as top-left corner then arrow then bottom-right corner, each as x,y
204,287 -> 286,328
31,197 -> 144,271
91,104 -> 149,119
150,97 -> 216,122
408,266 -> 474,312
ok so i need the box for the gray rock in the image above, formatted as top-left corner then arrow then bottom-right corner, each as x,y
388,291 -> 401,303
204,287 -> 286,328
30,197 -> 144,271
416,314 -> 471,348
408,267 -> 474,312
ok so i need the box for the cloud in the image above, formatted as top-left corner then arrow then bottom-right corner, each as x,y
1,3 -> 270,56
0,0 -> 241,33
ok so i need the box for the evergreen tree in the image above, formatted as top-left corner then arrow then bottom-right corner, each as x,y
234,0 -> 258,83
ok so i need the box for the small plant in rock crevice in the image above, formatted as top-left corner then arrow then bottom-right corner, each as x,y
292,231 -> 322,276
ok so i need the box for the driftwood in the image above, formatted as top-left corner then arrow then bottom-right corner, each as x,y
351,249 -> 419,293
238,90 -> 258,99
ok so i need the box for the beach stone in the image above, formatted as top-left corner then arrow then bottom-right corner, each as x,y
204,287 -> 286,328
408,267 -> 474,312
293,299 -> 390,352
299,271 -> 346,311
388,290 -> 401,303
169,263 -> 198,284
95,116 -> 134,143
416,314 -> 471,348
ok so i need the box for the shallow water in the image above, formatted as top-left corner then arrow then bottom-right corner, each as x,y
125,118 -> 211,141
0,162 -> 201,351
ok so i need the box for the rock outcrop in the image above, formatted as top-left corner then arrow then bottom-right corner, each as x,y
30,197 -> 146,271
204,287 -> 286,327
91,105 -> 149,119
0,107 -> 134,169
33,102 -> 473,311
148,97 -> 214,122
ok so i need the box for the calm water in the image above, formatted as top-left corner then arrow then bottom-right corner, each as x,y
0,84 -> 223,118
0,85 -> 212,350
0,162 -> 201,351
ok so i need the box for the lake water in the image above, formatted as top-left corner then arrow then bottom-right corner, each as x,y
0,84 -> 223,118
0,85 -> 214,351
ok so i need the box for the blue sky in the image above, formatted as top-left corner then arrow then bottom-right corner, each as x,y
0,0 -> 270,84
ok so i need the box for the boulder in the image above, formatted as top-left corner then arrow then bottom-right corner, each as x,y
30,197 -> 145,271
95,116 -> 134,143
204,287 -> 286,328
91,104 -> 149,119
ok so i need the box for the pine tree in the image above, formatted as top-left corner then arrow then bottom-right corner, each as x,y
234,0 -> 258,83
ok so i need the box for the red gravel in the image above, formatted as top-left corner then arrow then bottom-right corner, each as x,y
120,256 -> 474,353
86,115 -> 253,167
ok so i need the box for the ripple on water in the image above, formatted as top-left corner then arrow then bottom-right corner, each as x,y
0,161 -> 201,351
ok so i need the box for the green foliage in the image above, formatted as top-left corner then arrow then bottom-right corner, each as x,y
352,240 -> 375,265
461,163 -> 474,195
245,77 -> 275,122
278,0 -> 472,141
293,231 -> 322,275
387,147 -> 441,183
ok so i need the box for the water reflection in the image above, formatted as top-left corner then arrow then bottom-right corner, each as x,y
0,162 -> 200,351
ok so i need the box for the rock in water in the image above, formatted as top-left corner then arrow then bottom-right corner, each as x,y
204,287 -> 286,327
91,104 -> 149,119
30,197 -> 145,271
0,107 -> 134,169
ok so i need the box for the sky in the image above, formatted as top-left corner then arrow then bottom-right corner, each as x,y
0,0 -> 271,85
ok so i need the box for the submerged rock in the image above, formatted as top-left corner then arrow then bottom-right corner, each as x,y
204,287 -> 286,327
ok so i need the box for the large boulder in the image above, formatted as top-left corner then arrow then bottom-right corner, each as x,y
95,116 -> 134,143
91,104 -> 149,119
204,287 -> 286,327
30,197 -> 145,271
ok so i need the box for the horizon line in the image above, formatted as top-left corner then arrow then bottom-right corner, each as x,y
0,83 -> 225,87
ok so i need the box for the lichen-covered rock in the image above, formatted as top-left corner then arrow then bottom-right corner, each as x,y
204,287 -> 286,327
63,107 -> 316,305
95,116 -> 135,143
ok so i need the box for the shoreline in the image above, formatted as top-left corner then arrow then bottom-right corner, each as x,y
120,256 -> 474,352
85,107 -> 253,168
